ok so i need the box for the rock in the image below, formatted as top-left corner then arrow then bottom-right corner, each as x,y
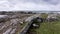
32,24 -> 39,28
3,28 -> 12,34
10,19 -> 19,26
20,21 -> 23,25
46,14 -> 58,22
10,28 -> 16,34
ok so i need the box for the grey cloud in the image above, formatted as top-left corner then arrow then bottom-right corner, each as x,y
43,0 -> 60,5
0,0 -> 60,11
23,0 -> 40,3
20,0 -> 60,5
7,0 -> 60,5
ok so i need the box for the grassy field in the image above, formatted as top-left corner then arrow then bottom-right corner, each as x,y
27,14 -> 60,34
31,21 -> 60,34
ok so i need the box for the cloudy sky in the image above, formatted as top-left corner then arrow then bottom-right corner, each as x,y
0,0 -> 60,11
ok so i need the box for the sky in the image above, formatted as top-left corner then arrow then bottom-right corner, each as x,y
0,0 -> 60,11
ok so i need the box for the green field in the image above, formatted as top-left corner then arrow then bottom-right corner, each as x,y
27,14 -> 60,34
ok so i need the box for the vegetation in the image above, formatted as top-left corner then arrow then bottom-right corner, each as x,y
27,14 -> 60,34
29,21 -> 60,34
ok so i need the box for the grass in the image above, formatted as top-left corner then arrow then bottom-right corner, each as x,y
40,13 -> 48,19
27,14 -> 60,34
35,21 -> 60,34
28,20 -> 60,34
